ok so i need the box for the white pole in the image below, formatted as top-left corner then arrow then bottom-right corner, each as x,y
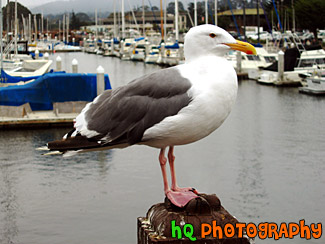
96,66 -> 105,95
236,51 -> 242,73
215,0 -> 218,26
121,0 -> 125,39
35,49 -> 39,59
72,59 -> 78,73
205,0 -> 208,24
175,0 -> 179,41
179,43 -> 184,60
278,51 -> 284,83
56,56 -> 62,71
161,42 -> 165,62
145,41 -> 150,58
194,0 -> 197,26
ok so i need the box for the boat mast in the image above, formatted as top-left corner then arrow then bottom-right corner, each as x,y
257,0 -> 260,43
6,0 -> 9,44
160,0 -> 164,41
175,0 -> 179,41
215,0 -> 217,26
95,9 -> 98,41
28,14 -> 31,42
121,0 -> 125,39
0,0 -> 3,71
59,20 -> 61,41
243,0 -> 246,40
127,0 -> 139,33
62,14 -> 65,42
66,13 -> 69,43
113,0 -> 117,37
194,0 -> 197,26
14,0 -> 18,55
41,12 -> 44,38
291,0 -> 295,32
22,15 -> 26,40
142,0 -> 145,36
34,15 -> 37,41
164,0 -> 167,41
205,0 -> 208,24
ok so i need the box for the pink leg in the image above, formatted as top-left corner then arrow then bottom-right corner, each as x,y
164,146 -> 199,208
159,148 -> 170,193
168,146 -> 189,191
168,146 -> 196,192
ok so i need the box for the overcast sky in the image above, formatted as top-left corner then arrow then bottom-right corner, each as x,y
4,0 -> 194,9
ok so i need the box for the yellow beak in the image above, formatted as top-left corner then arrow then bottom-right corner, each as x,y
224,40 -> 257,55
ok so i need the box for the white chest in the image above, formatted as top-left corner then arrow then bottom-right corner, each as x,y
143,57 -> 238,148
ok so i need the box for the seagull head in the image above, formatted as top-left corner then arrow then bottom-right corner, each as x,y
184,24 -> 256,62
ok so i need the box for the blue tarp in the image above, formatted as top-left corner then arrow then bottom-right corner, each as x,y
1,69 -> 42,83
0,72 -> 111,111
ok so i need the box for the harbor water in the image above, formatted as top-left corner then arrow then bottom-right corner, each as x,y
1,52 -> 324,244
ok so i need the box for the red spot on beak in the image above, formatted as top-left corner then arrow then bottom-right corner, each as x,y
246,50 -> 253,55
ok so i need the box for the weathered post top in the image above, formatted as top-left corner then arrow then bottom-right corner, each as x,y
138,193 -> 252,244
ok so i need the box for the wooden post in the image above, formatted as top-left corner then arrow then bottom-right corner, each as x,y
138,193 -> 251,244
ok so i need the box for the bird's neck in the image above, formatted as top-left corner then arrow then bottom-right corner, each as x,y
185,55 -> 228,65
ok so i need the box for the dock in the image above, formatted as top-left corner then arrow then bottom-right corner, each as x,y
0,111 -> 76,129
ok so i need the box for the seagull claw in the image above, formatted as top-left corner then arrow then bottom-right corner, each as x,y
166,189 -> 199,208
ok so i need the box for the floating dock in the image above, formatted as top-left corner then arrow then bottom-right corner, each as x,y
0,111 -> 76,129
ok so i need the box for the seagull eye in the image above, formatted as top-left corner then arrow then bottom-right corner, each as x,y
209,33 -> 217,38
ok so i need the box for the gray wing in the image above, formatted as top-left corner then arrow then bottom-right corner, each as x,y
84,66 -> 192,146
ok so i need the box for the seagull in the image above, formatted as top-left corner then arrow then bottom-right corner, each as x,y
46,24 -> 256,208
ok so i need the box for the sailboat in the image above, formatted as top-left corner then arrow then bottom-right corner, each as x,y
158,0 -> 184,66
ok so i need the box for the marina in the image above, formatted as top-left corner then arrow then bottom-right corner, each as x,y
1,0 -> 325,243
1,52 -> 325,244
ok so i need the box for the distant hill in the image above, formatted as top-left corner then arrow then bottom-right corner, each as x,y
31,0 -> 116,15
